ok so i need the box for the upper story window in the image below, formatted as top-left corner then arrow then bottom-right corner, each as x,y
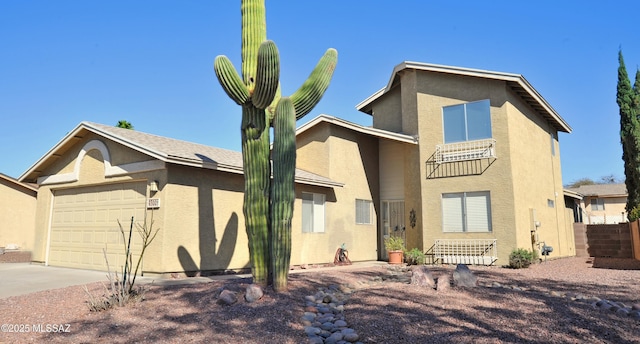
443,99 -> 492,143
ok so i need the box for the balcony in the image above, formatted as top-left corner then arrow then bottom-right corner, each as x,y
435,138 -> 496,164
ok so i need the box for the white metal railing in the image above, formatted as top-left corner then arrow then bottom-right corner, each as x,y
587,214 -> 626,225
432,239 -> 497,265
435,139 -> 496,164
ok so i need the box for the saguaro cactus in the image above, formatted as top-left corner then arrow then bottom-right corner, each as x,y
214,0 -> 337,291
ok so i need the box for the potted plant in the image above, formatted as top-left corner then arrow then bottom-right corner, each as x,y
384,235 -> 405,264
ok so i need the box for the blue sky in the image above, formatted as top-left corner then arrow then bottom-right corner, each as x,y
1,1 -> 639,186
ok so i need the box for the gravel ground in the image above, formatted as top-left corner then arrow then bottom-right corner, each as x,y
1,257 -> 639,343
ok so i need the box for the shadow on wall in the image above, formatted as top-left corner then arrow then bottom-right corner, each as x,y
176,175 -> 240,275
177,212 -> 239,276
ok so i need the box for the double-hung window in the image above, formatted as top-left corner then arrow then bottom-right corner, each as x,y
591,198 -> 605,211
442,191 -> 492,232
302,192 -> 325,233
356,199 -> 372,224
443,99 -> 492,143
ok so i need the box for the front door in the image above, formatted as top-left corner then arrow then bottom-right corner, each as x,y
380,200 -> 405,260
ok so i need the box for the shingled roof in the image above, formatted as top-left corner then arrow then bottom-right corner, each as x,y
20,122 -> 342,188
566,183 -> 627,197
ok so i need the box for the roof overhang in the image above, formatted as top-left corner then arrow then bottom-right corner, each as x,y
19,122 -> 343,189
0,173 -> 38,193
296,114 -> 418,144
563,189 -> 583,200
356,61 -> 572,133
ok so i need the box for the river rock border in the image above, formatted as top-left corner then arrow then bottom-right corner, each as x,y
299,264 -> 640,343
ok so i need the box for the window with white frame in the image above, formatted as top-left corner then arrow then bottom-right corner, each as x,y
591,198 -> 605,211
355,199 -> 372,224
442,191 -> 492,232
302,192 -> 325,233
443,99 -> 492,143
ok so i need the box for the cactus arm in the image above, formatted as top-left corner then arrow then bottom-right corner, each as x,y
290,48 -> 338,119
241,0 -> 266,90
214,55 -> 250,105
252,40 -> 280,109
270,97 -> 296,292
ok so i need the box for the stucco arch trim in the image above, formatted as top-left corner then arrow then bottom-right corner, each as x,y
37,139 -> 165,185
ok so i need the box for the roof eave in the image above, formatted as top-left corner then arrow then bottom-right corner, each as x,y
296,114 -> 418,144
356,61 -> 572,133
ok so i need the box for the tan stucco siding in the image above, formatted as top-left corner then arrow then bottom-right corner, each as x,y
371,86 -> 403,133
379,140 -> 405,200
0,180 -> 36,251
410,74 -> 517,263
505,91 -> 573,258
163,165 -> 247,273
295,124 -> 379,263
582,196 -> 627,224
296,123 -> 331,177
42,133 -> 155,177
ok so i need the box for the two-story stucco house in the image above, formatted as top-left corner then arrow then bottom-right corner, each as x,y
17,61 -> 575,274
353,62 -> 575,263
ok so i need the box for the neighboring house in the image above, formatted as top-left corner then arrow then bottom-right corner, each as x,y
0,173 -> 37,251
18,122 -> 374,274
566,183 -> 628,224
355,62 -> 575,263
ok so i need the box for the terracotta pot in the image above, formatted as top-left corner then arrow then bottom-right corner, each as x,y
388,250 -> 404,264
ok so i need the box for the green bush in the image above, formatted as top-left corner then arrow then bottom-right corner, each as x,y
404,248 -> 426,265
629,205 -> 640,222
508,248 -> 536,269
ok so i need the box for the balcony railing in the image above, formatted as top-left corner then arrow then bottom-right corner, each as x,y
435,138 -> 496,164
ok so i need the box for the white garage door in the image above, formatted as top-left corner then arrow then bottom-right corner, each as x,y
49,182 -> 147,271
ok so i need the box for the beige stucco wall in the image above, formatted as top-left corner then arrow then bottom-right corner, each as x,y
161,164 -> 247,274
295,122 -> 380,263
29,134 -> 167,266
368,70 -> 573,264
30,124 -> 378,273
0,179 -> 37,251
582,195 -> 627,224
505,91 -> 574,258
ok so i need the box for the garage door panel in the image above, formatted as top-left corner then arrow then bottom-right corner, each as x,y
49,182 -> 146,271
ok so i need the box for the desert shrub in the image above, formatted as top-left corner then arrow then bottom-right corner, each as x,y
85,213 -> 159,311
508,248 -> 536,269
404,248 -> 426,265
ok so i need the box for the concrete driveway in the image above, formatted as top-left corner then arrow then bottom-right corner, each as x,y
0,263 -> 116,298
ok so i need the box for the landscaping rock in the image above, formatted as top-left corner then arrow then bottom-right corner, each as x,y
410,265 -> 435,288
217,289 -> 237,305
244,284 -> 263,303
452,264 -> 478,287
436,274 -> 450,291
